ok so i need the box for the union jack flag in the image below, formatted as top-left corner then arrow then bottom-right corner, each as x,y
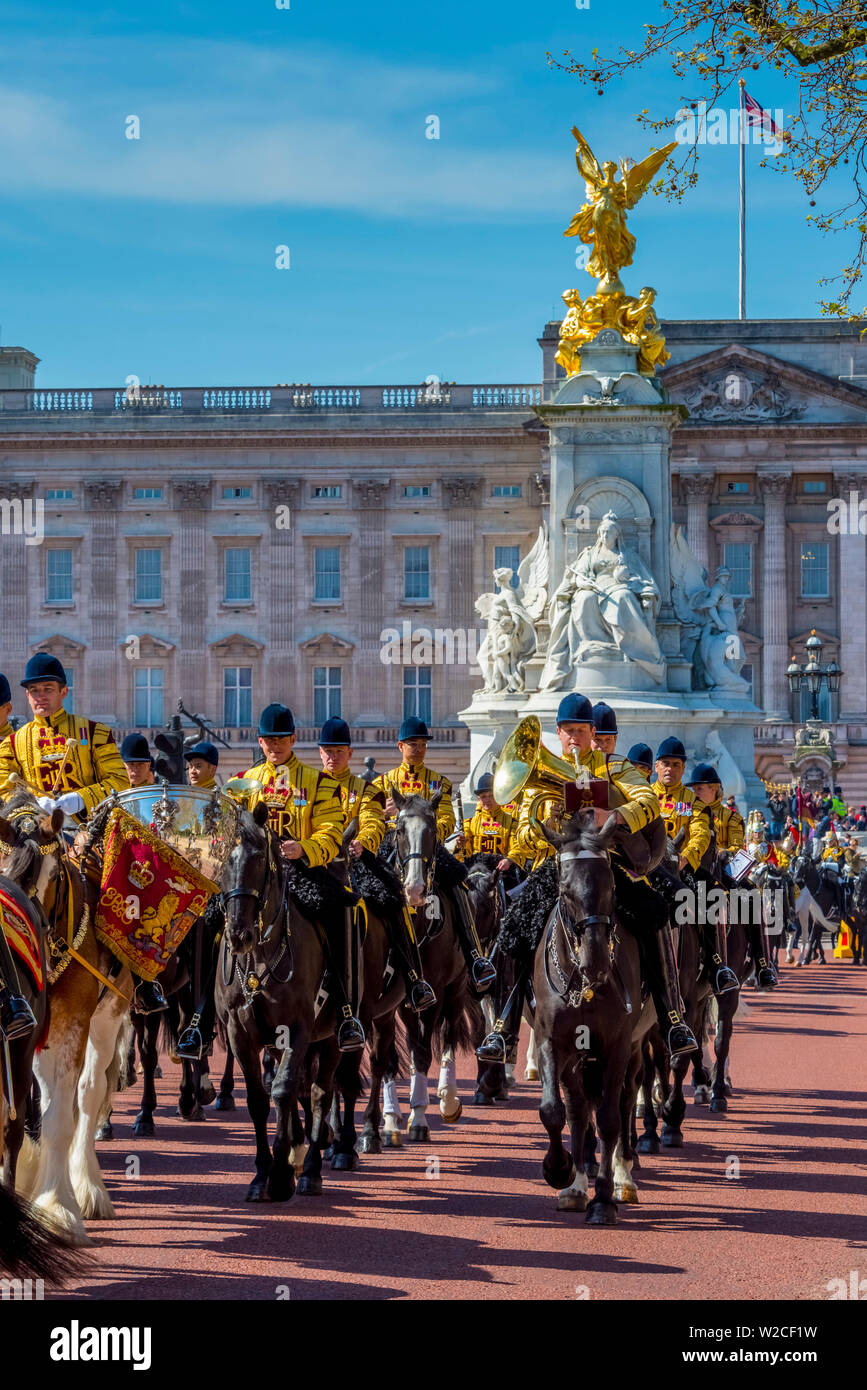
743,91 -> 781,138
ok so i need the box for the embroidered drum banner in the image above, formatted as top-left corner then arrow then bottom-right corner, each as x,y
95,807 -> 218,981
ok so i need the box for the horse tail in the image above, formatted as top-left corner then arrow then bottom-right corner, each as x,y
433,986 -> 480,1059
159,996 -> 182,1057
109,1015 -> 133,1096
0,1184 -> 86,1282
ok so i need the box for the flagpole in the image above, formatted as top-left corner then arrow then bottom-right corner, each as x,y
738,78 -> 746,320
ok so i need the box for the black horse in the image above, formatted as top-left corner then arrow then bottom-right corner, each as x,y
463,853 -> 511,1106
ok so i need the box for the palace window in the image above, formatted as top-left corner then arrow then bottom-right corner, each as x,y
223,486 -> 252,500
134,549 -> 162,604
223,667 -> 252,727
313,486 -> 342,499
404,485 -> 430,498
802,480 -> 827,494
492,484 -> 522,498
133,668 -> 163,726
224,548 -> 252,603
404,546 -> 431,600
313,667 -> 342,723
800,542 -> 829,598
45,549 -> 73,604
404,667 -> 432,724
726,481 -> 749,494
65,666 -> 75,712
314,547 -> 341,601
46,488 -> 73,501
133,487 -> 163,501
494,545 -> 520,590
723,542 -> 752,598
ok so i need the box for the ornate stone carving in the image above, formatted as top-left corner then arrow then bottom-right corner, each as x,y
709,511 -> 764,529
354,479 -> 390,508
173,479 -> 212,510
679,473 -> 715,500
475,526 -> 548,695
670,524 -> 750,694
35,634 -> 86,660
680,369 -> 806,422
83,479 -> 123,509
263,479 -> 301,509
533,471 -> 550,505
299,632 -> 355,657
757,472 -> 790,499
443,477 -> 481,504
3,479 -> 35,500
210,632 -> 264,658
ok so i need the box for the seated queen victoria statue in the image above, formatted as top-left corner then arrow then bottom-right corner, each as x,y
540,512 -> 665,689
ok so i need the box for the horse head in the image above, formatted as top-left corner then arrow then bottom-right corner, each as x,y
0,793 -> 65,903
544,808 -> 618,995
463,853 -> 502,947
393,791 -> 437,909
221,804 -> 275,956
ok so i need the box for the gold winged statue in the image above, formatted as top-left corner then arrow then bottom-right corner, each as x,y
556,126 -> 677,378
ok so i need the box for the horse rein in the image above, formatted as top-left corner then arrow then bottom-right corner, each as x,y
222,828 -> 293,1003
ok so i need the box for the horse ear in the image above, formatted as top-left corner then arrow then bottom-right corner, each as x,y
429,789 -> 443,811
541,821 -> 565,850
252,802 -> 270,828
597,812 -> 620,849
0,815 -> 17,848
49,808 -> 65,836
392,789 -> 407,812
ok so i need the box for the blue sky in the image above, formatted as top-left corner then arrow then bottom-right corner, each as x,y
0,1 -> 846,387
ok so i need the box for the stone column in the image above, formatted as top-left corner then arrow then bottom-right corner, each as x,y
834,471 -> 867,719
173,479 -> 211,712
444,477 -> 482,718
0,481 -> 33,711
263,479 -> 300,705
83,479 -> 124,722
354,479 -> 390,722
680,472 -> 714,575
758,472 -> 790,720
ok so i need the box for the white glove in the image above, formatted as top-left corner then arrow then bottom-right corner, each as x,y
36,796 -> 56,812
55,792 -> 85,815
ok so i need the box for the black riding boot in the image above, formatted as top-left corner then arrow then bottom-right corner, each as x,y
476,965 -> 528,1062
132,976 -> 168,1015
336,905 -> 365,1052
0,926 -> 37,1041
700,923 -> 739,995
648,925 -> 698,1058
453,883 -> 496,992
397,907 -> 436,1013
746,924 -> 777,990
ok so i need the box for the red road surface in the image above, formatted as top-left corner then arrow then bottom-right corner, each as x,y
51,958 -> 867,1301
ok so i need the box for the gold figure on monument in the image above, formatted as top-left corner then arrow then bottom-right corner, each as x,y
556,126 -> 677,378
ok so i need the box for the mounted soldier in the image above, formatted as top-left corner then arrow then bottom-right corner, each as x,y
456,772 -> 521,886
184,740 -> 219,790
590,701 -> 618,756
317,716 -> 435,1015
239,702 -> 364,1051
479,696 -> 699,1063
684,762 -> 741,996
375,717 -> 495,992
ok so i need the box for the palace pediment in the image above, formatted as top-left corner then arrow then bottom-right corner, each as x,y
662,344 -> 867,425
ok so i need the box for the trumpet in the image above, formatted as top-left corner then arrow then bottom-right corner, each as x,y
493,716 -> 584,838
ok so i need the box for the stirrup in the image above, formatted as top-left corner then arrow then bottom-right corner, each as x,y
476,1029 -> 507,1063
713,965 -> 740,996
665,1020 -> 698,1058
471,957 -> 497,991
409,979 -> 436,1013
756,963 -> 777,991
133,980 -> 168,1015
337,1016 -> 366,1052
176,1025 -> 204,1060
0,994 -> 37,1042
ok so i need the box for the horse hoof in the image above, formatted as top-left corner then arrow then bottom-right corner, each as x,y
440,1100 -> 462,1124
323,1145 -> 335,1161
693,1086 -> 710,1105
132,1117 -> 155,1138
543,1155 -> 575,1191
331,1150 -> 359,1171
710,1096 -> 728,1113
469,1089 -> 495,1106
408,1125 -> 430,1142
199,1080 -> 216,1106
360,1134 -> 382,1155
525,1067 -> 540,1082
382,1129 -> 403,1148
214,1094 -> 235,1112
586,1201 -> 618,1226
557,1189 -> 587,1212
636,1133 -> 660,1155
724,1079 -> 734,1097
615,1182 -> 639,1205
245,1180 -> 270,1203
95,1123 -> 114,1142
154,1064 -> 163,1079
661,1127 -> 684,1148
177,1104 -> 206,1121
266,1170 -> 296,1202
296,1175 -> 322,1197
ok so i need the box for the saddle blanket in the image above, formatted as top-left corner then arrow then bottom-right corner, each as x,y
0,885 -> 43,991
95,807 -> 218,982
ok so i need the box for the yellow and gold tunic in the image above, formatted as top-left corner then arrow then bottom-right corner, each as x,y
241,754 -> 342,868
193,774 -> 217,791
713,801 -> 745,851
330,770 -> 386,856
0,709 -> 128,814
374,761 -> 455,840
461,804 -> 515,859
515,750 -> 659,870
0,720 -> 12,745
652,779 -> 713,872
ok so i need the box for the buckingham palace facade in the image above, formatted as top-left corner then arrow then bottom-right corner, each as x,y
1,315 -> 867,790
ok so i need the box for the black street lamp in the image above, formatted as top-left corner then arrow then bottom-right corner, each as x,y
786,629 -> 842,722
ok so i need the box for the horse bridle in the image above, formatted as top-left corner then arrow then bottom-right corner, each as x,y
222,828 -> 293,1002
